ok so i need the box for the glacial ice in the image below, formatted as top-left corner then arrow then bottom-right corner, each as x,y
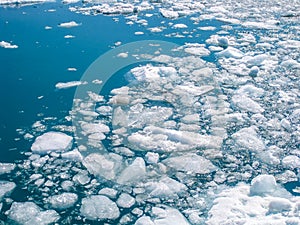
80,195 -> 120,220
7,202 -> 60,225
58,21 -> 80,28
31,132 -> 73,154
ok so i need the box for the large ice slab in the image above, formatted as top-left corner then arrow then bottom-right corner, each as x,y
80,195 -> 120,220
163,153 -> 216,174
0,181 -> 16,200
47,192 -> 78,210
31,132 -> 73,154
0,163 -> 16,175
7,202 -> 59,225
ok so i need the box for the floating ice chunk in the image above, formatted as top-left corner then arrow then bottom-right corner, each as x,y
242,21 -> 278,30
80,195 -> 120,220
0,41 -> 18,49
148,27 -> 163,33
62,0 -> 80,4
235,84 -> 264,98
0,163 -> 16,175
160,9 -> 179,19
98,188 -> 118,199
250,174 -> 277,196
83,153 -> 123,181
152,206 -> 190,225
58,21 -> 81,28
245,54 -> 269,67
47,193 -> 78,210
64,35 -> 75,39
217,36 -> 229,48
134,31 -> 144,35
232,126 -> 265,152
268,197 -> 292,214
0,181 -> 16,200
184,46 -> 210,56
135,216 -> 154,225
215,46 -> 244,59
31,132 -> 73,154
290,109 -> 300,123
145,152 -> 159,164
44,26 -> 52,30
231,94 -> 264,113
117,52 -> 128,58
130,65 -> 177,82
7,202 -> 59,225
0,0 -> 54,4
278,40 -> 300,49
117,157 -> 146,185
117,193 -> 135,208
163,153 -> 216,174
61,149 -> 83,161
55,81 -> 87,89
281,59 -> 300,69
173,23 -> 187,29
282,155 -> 300,170
145,176 -> 187,198
67,67 -> 77,71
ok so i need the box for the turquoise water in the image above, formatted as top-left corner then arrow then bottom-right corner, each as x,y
0,3 -> 223,162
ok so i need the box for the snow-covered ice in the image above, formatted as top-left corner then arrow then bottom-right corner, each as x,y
0,181 -> 16,200
0,41 -> 18,49
47,192 -> 78,210
55,81 -> 87,89
58,21 -> 80,28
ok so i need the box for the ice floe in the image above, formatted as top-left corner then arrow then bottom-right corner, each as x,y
58,21 -> 81,28
55,81 -> 87,89
0,41 -> 18,49
31,131 -> 73,154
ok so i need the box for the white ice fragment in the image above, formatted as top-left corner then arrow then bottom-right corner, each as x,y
282,155 -> 300,170
231,94 -> 264,113
55,81 -> 87,89
145,152 -> 159,164
61,149 -> 83,161
0,163 -> 15,175
0,41 -> 18,49
117,157 -> 146,185
117,52 -> 128,58
163,153 -> 216,174
173,23 -> 187,29
245,54 -> 269,67
31,132 -> 73,154
159,9 -> 179,19
80,195 -> 120,220
83,153 -> 122,181
44,26 -> 52,30
134,31 -> 144,35
268,198 -> 292,214
232,126 -> 265,152
117,193 -> 135,208
47,193 -> 78,210
250,174 -> 277,196
290,109 -> 300,123
62,0 -> 80,4
184,46 -> 210,56
64,35 -> 75,39
0,181 -> 16,200
152,206 -> 190,225
98,188 -> 118,199
216,47 -> 244,59
148,27 -> 163,33
135,216 -> 154,225
58,21 -> 80,28
7,202 -> 59,225
217,36 -> 229,47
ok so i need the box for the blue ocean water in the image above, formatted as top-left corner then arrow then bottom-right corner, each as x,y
0,3 -> 224,162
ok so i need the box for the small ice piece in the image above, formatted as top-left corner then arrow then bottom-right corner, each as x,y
58,21 -> 80,28
0,41 -> 18,49
282,155 -> 300,170
73,171 -> 90,185
173,23 -> 188,29
62,0 -> 80,4
47,193 -> 78,210
184,46 -> 210,56
80,195 -> 120,220
268,197 -> 292,214
148,27 -> 163,33
152,206 -> 190,225
117,52 -> 128,58
159,9 -> 179,19
117,193 -> 135,208
55,81 -> 87,89
0,181 -> 16,200
44,26 -> 52,30
250,174 -> 277,196
245,54 -> 269,67
7,202 -> 59,225
217,36 -> 229,47
0,163 -> 15,175
117,157 -> 146,185
231,94 -> 264,113
163,153 -> 216,174
31,132 -> 73,154
135,216 -> 154,225
215,46 -> 244,59
134,31 -> 144,35
98,188 -> 118,199
61,149 -> 83,161
67,67 -> 77,71
232,126 -> 265,152
64,35 -> 75,39
145,152 -> 159,164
